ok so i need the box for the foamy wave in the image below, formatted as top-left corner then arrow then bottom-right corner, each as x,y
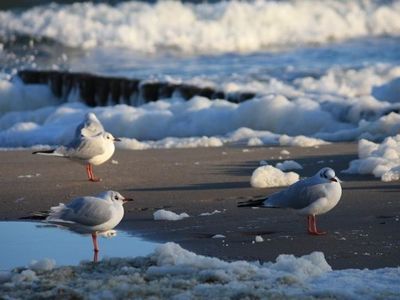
1,64 -> 400,148
1,0 -> 400,54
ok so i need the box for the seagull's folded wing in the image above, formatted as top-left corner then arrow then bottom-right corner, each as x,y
267,180 -> 327,209
49,197 -> 113,227
65,135 -> 106,159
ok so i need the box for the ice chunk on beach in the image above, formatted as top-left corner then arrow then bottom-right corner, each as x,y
29,259 -> 56,271
153,209 -> 189,221
344,134 -> 400,181
0,242 -> 399,299
250,165 -> 299,188
279,134 -> 329,147
276,160 -> 303,171
200,210 -> 222,216
255,236 -> 264,243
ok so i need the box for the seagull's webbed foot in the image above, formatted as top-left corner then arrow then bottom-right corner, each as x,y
308,230 -> 327,236
86,164 -> 102,182
307,215 -> 327,236
89,177 -> 102,182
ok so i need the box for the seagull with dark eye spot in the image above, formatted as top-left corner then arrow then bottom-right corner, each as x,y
23,191 -> 134,263
238,167 -> 342,235
32,113 -> 121,182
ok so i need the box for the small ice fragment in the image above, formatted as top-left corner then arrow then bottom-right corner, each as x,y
255,235 -> 264,243
200,210 -> 222,216
29,258 -> 56,271
153,209 -> 189,221
212,234 -> 226,239
280,149 -> 290,155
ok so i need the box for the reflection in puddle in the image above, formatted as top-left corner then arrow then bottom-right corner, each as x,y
0,221 -> 159,270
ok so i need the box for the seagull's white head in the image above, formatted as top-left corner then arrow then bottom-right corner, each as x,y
317,167 -> 341,183
98,191 -> 134,205
103,132 -> 121,143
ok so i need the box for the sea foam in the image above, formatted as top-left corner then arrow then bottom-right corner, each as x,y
1,242 -> 399,299
1,1 -> 400,54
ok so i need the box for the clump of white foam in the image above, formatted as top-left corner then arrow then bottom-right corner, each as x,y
2,65 -> 400,149
276,160 -> 303,171
0,77 -> 59,115
1,242 -> 399,299
119,136 -> 223,150
211,234 -> 225,239
255,236 -> 264,243
279,134 -> 329,147
280,149 -> 290,155
344,135 -> 400,181
153,209 -> 189,221
29,259 -> 56,271
250,165 -> 299,188
200,210 -> 222,216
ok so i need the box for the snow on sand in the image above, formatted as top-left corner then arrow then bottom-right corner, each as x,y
1,242 -> 399,299
344,134 -> 400,182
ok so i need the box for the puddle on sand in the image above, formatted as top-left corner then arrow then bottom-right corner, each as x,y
0,221 -> 159,271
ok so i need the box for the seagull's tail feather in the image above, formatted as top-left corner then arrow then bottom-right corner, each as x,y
32,149 -> 63,157
237,196 -> 266,207
19,210 -> 49,220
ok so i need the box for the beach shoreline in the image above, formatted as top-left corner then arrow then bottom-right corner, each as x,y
1,142 -> 399,270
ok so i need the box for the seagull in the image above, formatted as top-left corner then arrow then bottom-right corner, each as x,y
33,113 -> 120,182
238,167 -> 342,235
26,191 -> 133,261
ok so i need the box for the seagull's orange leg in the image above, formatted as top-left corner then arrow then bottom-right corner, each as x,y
308,215 -> 326,235
86,164 -> 100,182
91,233 -> 99,253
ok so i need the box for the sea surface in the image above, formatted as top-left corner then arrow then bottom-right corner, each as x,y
0,0 -> 400,149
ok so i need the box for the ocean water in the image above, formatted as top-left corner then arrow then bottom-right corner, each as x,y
0,0 -> 400,149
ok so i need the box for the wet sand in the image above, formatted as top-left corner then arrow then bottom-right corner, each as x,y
1,143 -> 399,269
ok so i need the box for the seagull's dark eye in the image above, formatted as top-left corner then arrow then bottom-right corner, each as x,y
114,196 -> 118,200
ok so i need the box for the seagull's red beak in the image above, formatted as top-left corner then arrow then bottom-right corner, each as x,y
123,198 -> 134,203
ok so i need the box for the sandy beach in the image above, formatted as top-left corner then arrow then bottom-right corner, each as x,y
1,142 -> 399,270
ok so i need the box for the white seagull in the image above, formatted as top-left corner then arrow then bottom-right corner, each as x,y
238,167 -> 342,235
33,113 -> 120,182
30,191 -> 133,260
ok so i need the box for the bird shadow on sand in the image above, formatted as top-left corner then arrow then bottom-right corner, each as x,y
343,184 -> 400,191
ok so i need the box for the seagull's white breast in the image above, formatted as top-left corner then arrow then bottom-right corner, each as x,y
91,203 -> 124,232
299,181 -> 342,216
89,141 -> 115,166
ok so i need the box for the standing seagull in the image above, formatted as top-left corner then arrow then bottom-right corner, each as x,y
238,167 -> 342,235
33,113 -> 120,182
27,191 -> 133,262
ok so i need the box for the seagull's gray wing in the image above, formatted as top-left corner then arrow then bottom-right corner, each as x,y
266,178 -> 327,210
75,113 -> 104,138
52,197 -> 113,226
62,135 -> 105,160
